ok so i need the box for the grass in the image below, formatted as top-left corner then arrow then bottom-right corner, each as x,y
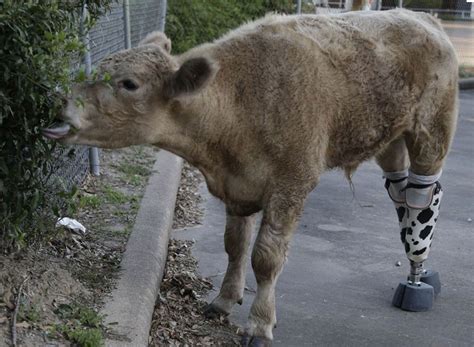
103,185 -> 130,204
67,328 -> 103,347
19,302 -> 41,323
116,162 -> 152,186
79,195 -> 102,209
53,303 -> 104,347
76,176 -> 141,212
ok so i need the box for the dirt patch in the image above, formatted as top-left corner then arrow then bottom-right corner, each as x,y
0,252 -> 91,347
150,163 -> 240,346
0,146 -> 157,347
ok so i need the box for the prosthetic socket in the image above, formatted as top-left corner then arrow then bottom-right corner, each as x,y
384,170 -> 443,266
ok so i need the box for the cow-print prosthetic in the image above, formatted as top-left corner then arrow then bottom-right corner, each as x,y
385,180 -> 443,263
403,182 -> 442,263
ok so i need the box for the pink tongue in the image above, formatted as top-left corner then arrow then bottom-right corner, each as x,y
42,122 -> 71,139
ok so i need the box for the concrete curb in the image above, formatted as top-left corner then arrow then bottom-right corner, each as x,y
459,77 -> 474,90
101,150 -> 183,347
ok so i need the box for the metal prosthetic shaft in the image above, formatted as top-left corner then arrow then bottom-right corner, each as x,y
408,261 -> 424,284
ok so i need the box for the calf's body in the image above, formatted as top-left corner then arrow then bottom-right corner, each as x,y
158,9 -> 457,211
45,9 -> 458,344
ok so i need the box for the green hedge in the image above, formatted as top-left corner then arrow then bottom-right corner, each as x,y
166,0 -> 295,54
403,0 -> 443,9
0,0 -> 111,249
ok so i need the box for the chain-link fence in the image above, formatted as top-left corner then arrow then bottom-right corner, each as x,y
309,0 -> 381,13
310,0 -> 346,13
53,0 -> 166,192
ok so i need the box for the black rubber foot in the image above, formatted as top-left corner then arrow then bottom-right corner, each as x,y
421,270 -> 441,297
392,281 -> 434,312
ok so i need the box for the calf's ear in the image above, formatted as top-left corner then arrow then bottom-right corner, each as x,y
139,31 -> 172,53
163,57 -> 216,99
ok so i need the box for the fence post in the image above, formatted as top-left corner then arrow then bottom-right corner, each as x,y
123,0 -> 131,49
158,0 -> 167,32
81,4 -> 100,176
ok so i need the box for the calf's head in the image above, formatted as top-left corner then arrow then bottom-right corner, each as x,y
43,32 -> 216,148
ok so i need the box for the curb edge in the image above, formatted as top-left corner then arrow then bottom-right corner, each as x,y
101,150 -> 183,347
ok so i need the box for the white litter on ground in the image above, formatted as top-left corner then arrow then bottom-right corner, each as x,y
56,217 -> 87,235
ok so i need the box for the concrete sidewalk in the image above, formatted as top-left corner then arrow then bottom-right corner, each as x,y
176,90 -> 474,346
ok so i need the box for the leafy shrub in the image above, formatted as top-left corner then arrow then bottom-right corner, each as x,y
166,0 -> 295,54
0,0 -> 111,249
459,64 -> 474,78
403,0 -> 443,9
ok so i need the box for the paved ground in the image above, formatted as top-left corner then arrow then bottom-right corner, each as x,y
176,90 -> 474,346
442,20 -> 474,67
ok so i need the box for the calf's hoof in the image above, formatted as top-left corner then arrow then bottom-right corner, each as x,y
392,281 -> 434,312
241,334 -> 272,347
202,303 -> 229,319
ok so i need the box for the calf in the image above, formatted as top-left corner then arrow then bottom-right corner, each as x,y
44,9 -> 458,345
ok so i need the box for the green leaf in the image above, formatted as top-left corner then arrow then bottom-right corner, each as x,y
75,68 -> 87,83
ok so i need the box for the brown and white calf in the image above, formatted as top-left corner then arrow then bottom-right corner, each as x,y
44,9 -> 458,345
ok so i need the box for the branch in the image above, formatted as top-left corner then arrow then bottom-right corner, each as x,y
11,277 -> 29,347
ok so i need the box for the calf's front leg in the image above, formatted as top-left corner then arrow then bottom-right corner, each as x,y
204,211 -> 256,317
242,198 -> 303,346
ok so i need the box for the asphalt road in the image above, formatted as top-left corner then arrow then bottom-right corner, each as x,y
176,90 -> 474,346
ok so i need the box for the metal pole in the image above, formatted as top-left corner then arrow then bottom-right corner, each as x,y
81,4 -> 100,176
123,0 -> 131,49
376,0 -> 382,10
345,0 -> 352,11
158,0 -> 167,32
297,0 -> 302,14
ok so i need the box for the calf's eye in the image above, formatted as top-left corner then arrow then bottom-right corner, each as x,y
119,79 -> 139,91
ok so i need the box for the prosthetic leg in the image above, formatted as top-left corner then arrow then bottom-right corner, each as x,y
384,170 -> 443,312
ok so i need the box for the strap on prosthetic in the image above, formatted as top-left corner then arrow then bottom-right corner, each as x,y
384,169 -> 408,203
405,171 -> 442,209
405,182 -> 442,209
